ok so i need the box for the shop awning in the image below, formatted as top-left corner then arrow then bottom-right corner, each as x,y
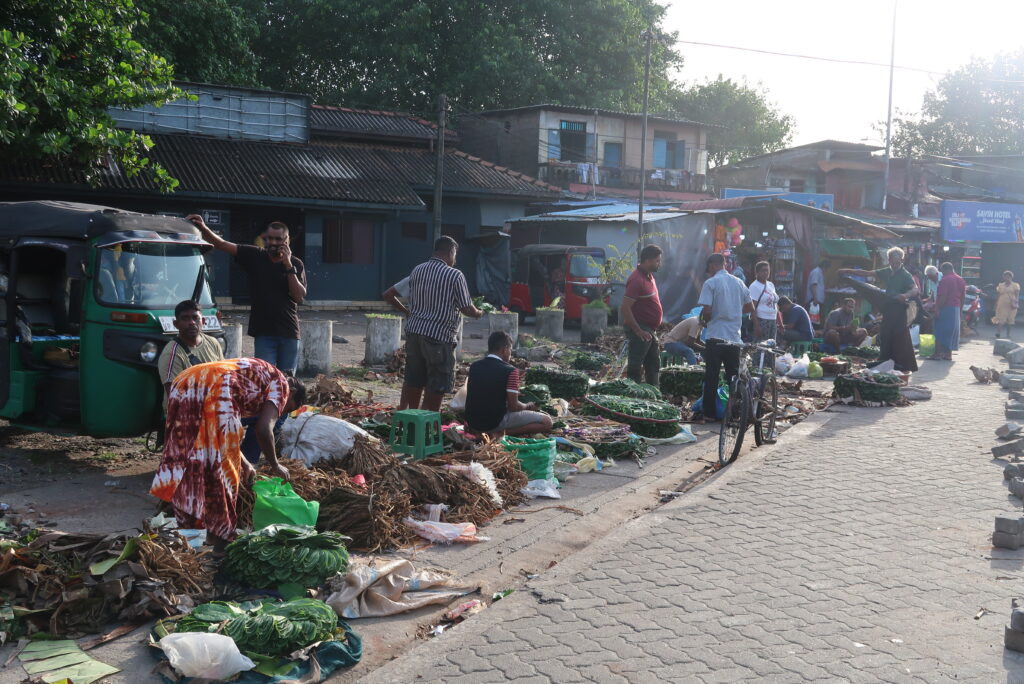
818,238 -> 869,259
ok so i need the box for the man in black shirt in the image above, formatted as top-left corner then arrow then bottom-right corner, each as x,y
187,215 -> 307,374
465,332 -> 552,439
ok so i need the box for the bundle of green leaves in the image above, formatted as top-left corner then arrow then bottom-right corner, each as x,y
659,365 -> 710,398
591,378 -> 662,400
833,372 -> 901,402
524,367 -> 589,399
843,346 -> 880,360
571,351 -> 613,371
223,525 -> 349,589
176,599 -> 338,657
580,394 -> 681,438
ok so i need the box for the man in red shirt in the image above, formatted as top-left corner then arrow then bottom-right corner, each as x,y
621,244 -> 664,385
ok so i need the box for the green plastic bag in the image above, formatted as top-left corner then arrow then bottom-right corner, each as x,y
501,436 -> 556,481
808,361 -> 823,379
252,478 -> 319,530
919,333 -> 935,357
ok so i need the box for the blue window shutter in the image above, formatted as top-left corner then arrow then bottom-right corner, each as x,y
653,138 -> 667,168
547,129 -> 560,160
586,133 -> 596,162
674,140 -> 686,169
604,142 -> 622,167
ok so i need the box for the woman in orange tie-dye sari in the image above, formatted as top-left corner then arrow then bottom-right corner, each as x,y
150,358 -> 305,546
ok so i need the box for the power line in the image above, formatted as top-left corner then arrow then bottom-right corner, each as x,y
674,39 -> 1024,84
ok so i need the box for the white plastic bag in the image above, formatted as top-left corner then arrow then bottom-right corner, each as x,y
909,324 -> 921,347
775,352 -> 794,375
278,412 -> 372,466
160,633 -> 255,680
404,517 -> 488,543
448,383 -> 468,412
445,462 -> 503,506
522,478 -> 561,499
787,354 -> 811,378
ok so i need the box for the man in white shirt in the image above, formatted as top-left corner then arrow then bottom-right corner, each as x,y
805,259 -> 829,307
697,253 -> 754,422
748,261 -> 779,343
662,316 -> 702,365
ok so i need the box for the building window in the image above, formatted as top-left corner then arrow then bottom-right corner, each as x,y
324,216 -> 375,264
603,142 -> 623,167
558,120 -> 587,162
653,131 -> 685,169
401,222 -> 427,241
789,179 -> 806,192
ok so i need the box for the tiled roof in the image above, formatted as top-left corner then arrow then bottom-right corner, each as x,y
310,105 -> 456,142
0,134 -> 560,207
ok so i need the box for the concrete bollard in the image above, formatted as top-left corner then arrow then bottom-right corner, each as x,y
993,514 -> 1024,549
487,312 -> 519,348
222,323 -> 243,359
536,308 -> 565,342
364,314 -> 402,366
581,305 -> 609,343
297,319 -> 333,377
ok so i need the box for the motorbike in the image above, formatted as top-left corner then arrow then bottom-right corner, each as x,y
963,285 -> 982,331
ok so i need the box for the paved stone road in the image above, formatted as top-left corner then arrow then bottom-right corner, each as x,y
363,338 -> 1024,683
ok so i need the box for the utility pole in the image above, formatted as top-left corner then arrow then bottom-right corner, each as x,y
637,29 -> 653,258
433,94 -> 447,242
882,1 -> 897,213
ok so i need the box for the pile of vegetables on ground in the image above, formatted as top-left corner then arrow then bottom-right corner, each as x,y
833,370 -> 902,403
223,525 -> 350,590
580,394 -> 682,438
592,378 -> 661,400
524,366 -> 590,399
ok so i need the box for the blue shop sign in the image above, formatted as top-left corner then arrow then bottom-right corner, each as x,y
722,188 -> 836,212
942,199 -> 1024,242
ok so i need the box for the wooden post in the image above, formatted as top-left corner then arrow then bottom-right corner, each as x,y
536,308 -> 565,342
581,306 -> 609,343
487,311 -> 519,348
222,323 -> 242,359
298,319 -> 333,377
364,315 -> 403,366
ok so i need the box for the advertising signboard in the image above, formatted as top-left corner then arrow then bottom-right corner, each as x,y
722,188 -> 835,211
941,199 -> 1024,242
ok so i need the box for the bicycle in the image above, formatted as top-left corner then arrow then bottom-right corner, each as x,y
717,341 -> 780,466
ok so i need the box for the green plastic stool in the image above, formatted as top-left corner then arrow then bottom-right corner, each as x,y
389,409 -> 444,460
789,340 -> 813,355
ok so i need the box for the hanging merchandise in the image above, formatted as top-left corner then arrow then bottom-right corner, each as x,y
725,217 -> 744,247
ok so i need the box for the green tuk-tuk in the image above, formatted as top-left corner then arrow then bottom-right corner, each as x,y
0,201 -> 222,437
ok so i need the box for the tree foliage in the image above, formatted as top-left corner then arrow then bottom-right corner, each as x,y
1,0 -> 186,191
132,0 -> 260,87
891,50 -> 1024,157
668,76 -> 794,168
230,0 -> 681,115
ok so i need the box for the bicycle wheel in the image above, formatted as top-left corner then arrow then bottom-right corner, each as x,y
754,374 -> 779,446
718,378 -> 749,466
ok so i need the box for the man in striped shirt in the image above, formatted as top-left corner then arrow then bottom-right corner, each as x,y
400,236 -> 483,411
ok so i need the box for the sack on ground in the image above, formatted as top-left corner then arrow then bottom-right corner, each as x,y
501,436 -> 557,481
160,633 -> 255,680
787,354 -> 811,378
279,412 -> 371,466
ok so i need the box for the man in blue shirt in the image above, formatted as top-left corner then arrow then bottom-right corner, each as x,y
779,296 -> 814,344
697,253 -> 753,422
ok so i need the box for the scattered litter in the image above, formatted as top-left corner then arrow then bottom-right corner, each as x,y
492,589 -> 514,601
522,479 -> 561,499
975,608 -> 990,620
890,638 -> 903,643
103,480 -> 124,488
659,490 -> 683,503
502,517 -> 526,525
444,599 -> 486,621
404,518 -> 489,544
531,590 -> 566,604
853,642 -> 866,648
326,558 -> 473,619
159,632 -> 255,680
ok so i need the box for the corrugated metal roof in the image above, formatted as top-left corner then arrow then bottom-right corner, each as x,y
473,104 -> 717,129
0,134 -> 560,207
310,105 -> 456,142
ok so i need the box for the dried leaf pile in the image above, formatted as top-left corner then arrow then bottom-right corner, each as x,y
425,440 -> 529,509
0,528 -> 213,638
316,486 -> 413,552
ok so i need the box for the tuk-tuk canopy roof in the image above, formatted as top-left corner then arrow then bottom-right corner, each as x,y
515,244 -> 604,257
0,201 -> 201,241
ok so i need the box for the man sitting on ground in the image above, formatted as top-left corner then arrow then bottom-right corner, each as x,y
465,332 -> 552,438
823,297 -> 867,351
662,315 -> 702,365
778,296 -> 814,344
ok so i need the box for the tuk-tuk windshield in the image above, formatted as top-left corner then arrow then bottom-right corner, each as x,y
569,252 -> 605,279
96,242 -> 214,309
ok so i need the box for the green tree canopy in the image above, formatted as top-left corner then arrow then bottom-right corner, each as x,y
1,0 -> 186,190
891,50 -> 1024,157
132,0 -> 260,87
668,76 -> 794,168
228,0 -> 680,115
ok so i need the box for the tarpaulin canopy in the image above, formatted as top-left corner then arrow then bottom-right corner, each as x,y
818,238 -> 869,259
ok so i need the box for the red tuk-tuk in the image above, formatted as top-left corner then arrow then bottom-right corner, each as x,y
509,245 -> 609,321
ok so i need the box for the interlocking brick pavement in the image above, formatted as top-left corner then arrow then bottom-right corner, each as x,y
361,339 -> 1024,683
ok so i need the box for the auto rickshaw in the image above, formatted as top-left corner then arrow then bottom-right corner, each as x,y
509,244 -> 609,321
0,201 -> 221,437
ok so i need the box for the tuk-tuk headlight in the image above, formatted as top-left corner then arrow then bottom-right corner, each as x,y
140,341 -> 159,363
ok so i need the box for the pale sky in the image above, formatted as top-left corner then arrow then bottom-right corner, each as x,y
663,0 -> 1024,147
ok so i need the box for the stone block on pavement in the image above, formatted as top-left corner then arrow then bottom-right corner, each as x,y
1011,478 -> 1024,498
1009,379 -> 1024,391
993,531 -> 1022,550
1005,463 -> 1024,480
994,439 -> 1024,457
998,422 -> 1024,439
996,338 -> 1017,356
995,515 -> 1024,534
1003,341 -> 1023,359
1011,608 -> 1024,632
1006,626 -> 1024,653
